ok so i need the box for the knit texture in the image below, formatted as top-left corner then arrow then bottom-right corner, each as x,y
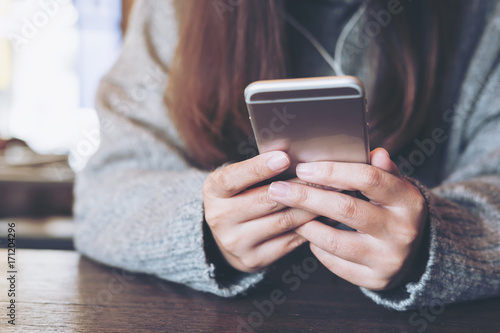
74,0 -> 500,309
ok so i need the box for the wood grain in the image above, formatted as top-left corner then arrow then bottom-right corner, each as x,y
0,247 -> 499,332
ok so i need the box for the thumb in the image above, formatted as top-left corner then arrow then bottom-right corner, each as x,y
370,148 -> 400,177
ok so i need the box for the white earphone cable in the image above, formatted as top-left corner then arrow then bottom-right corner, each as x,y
285,13 -> 344,76
285,0 -> 369,77
335,0 -> 370,74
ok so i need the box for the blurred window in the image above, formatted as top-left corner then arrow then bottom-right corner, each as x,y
0,0 -> 122,171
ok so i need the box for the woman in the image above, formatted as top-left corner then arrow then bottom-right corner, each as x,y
74,0 -> 500,310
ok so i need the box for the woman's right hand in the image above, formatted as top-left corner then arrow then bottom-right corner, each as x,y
203,151 -> 318,273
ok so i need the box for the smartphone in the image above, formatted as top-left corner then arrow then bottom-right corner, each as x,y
245,76 -> 370,182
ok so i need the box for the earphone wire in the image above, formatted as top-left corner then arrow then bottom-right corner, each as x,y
335,1 -> 370,74
284,0 -> 369,77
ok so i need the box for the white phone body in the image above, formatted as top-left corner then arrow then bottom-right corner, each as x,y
245,76 -> 370,180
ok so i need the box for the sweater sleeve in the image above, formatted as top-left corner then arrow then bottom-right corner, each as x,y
361,5 -> 500,310
73,0 -> 264,297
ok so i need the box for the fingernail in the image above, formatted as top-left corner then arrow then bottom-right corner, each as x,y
269,181 -> 290,197
267,153 -> 289,172
296,163 -> 316,176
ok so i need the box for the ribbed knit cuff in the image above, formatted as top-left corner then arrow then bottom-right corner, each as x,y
360,176 -> 437,310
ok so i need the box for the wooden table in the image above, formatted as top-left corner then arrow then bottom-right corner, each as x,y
1,248 -> 499,332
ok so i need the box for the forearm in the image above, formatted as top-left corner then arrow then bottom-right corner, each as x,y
74,166 -> 265,297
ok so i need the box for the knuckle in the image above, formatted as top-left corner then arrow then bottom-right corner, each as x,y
219,234 -> 239,253
324,232 -> 340,255
240,256 -> 265,272
275,209 -> 296,232
412,190 -> 427,214
287,233 -> 306,249
204,210 -> 219,228
399,227 -> 419,247
258,189 -> 278,210
249,162 -> 269,179
291,185 -> 309,203
337,196 -> 357,221
215,170 -> 237,193
384,250 -> 406,273
393,255 -> 406,272
323,163 -> 335,181
360,167 -> 382,189
371,277 -> 392,291
203,206 -> 225,230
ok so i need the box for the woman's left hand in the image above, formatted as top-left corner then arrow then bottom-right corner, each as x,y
267,148 -> 428,290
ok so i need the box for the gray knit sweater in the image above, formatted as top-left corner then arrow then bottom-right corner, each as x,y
74,0 -> 500,310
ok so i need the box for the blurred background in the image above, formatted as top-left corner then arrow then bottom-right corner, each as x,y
0,0 -> 135,250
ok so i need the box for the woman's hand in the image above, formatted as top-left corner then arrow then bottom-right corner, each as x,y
267,148 -> 428,290
203,151 -> 318,273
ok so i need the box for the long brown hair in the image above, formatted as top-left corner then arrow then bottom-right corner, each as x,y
167,0 -> 454,170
